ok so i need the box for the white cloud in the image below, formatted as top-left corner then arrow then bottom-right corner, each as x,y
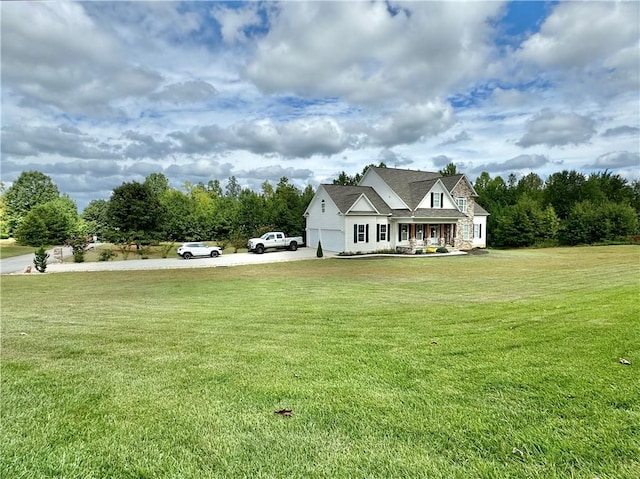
149,81 -> 218,104
1,1 -> 162,116
602,125 -> 640,138
517,110 -> 596,148
472,154 -> 550,174
378,149 -> 413,167
238,165 -> 313,182
515,1 -> 640,99
1,125 -> 120,159
363,102 -> 455,147
211,4 -> 263,44
246,1 -> 503,104
1,1 -> 638,209
518,2 -> 639,70
586,151 -> 640,169
440,130 -> 471,146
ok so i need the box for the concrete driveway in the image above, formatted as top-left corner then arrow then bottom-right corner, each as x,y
1,246 -> 326,274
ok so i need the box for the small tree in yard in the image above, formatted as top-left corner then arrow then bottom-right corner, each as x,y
33,246 -> 49,273
67,232 -> 88,263
316,240 -> 323,258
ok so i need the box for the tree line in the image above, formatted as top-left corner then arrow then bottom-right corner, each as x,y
1,166 -> 638,250
472,169 -> 639,247
0,171 -> 313,250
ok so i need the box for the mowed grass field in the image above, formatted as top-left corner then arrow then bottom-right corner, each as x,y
1,246 -> 639,478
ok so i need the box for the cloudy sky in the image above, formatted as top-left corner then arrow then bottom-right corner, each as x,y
1,0 -> 639,209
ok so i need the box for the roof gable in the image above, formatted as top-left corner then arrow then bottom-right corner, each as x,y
441,174 -> 478,197
364,167 -> 475,210
321,184 -> 392,215
364,167 -> 441,209
346,194 -> 379,214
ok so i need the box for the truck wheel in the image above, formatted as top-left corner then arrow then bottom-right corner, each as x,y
210,251 -> 219,257
255,245 -> 264,254
183,252 -> 192,259
289,241 -> 298,251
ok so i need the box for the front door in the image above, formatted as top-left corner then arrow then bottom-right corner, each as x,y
429,225 -> 439,245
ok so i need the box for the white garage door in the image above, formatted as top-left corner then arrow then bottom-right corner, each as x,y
308,229 -> 344,252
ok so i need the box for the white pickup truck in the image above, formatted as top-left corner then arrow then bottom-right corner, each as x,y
247,232 -> 304,254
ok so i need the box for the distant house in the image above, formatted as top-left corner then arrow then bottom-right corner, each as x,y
304,166 -> 488,253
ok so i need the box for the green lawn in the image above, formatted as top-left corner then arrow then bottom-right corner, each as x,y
1,246 -> 639,478
0,239 -> 39,259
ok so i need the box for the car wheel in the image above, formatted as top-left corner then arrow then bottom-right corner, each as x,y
183,252 -> 193,259
289,241 -> 297,251
255,245 -> 264,254
210,251 -> 219,257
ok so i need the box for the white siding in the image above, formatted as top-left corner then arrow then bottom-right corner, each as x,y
472,216 -> 487,248
305,186 -> 343,231
360,170 -> 407,209
350,195 -> 377,213
305,186 -> 346,252
416,181 -> 457,209
343,216 -> 391,253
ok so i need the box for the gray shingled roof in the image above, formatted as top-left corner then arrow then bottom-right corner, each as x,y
370,166 -> 441,208
408,179 -> 439,209
474,203 -> 490,215
322,184 -> 392,215
321,168 -> 488,220
389,208 -> 464,219
440,174 -> 464,192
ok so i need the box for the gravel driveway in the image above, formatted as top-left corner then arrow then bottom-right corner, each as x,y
1,247 -> 326,274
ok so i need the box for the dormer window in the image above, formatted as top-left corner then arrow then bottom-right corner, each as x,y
321,199 -> 325,213
431,192 -> 442,208
456,197 -> 467,212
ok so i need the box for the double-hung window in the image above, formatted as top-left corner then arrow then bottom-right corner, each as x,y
473,224 -> 482,239
353,224 -> 369,243
377,224 -> 388,241
456,197 -> 467,212
400,224 -> 409,241
463,223 -> 471,240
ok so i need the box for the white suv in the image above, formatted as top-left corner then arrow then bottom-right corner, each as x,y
177,242 -> 222,259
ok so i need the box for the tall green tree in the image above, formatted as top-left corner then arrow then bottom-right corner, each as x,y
332,162 -> 387,186
544,170 -> 588,219
267,177 -> 304,235
106,182 -> 165,244
188,186 -> 217,240
585,171 -> 634,205
236,188 -> 267,238
14,196 -> 79,246
439,162 -> 458,176
559,200 -> 638,245
159,189 -> 192,241
225,176 -> 242,199
516,172 -> 544,203
4,171 -> 60,234
143,172 -> 171,198
82,199 -> 110,238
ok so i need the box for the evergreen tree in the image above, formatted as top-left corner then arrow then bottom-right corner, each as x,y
33,246 -> 49,273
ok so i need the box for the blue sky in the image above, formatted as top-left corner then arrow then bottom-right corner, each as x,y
1,0 -> 638,209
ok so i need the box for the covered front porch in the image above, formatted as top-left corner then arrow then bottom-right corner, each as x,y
395,222 -> 458,252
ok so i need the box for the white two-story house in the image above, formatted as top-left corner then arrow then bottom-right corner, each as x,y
304,166 -> 488,253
